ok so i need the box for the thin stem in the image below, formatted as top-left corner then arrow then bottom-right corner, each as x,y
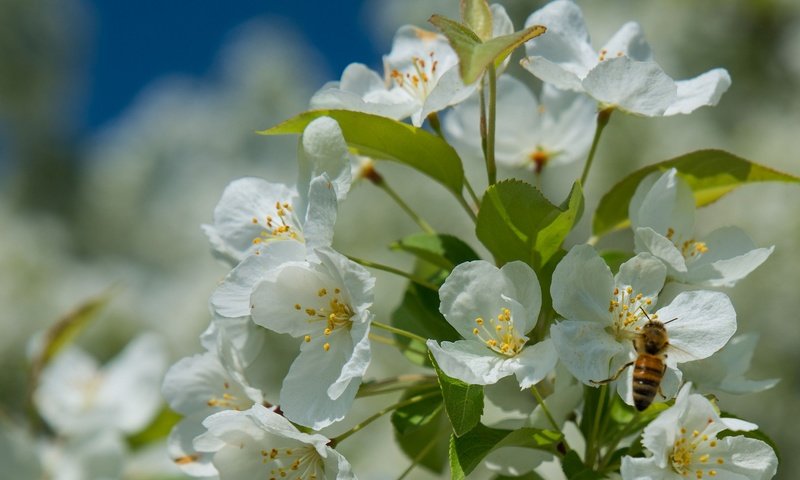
579,107 -> 613,187
486,64 -> 498,186
586,384 -> 608,467
372,321 -> 428,345
332,391 -> 440,445
358,374 -> 437,398
368,333 -> 398,347
397,434 -> 439,480
375,178 -> 435,234
463,176 -> 481,207
427,112 -> 444,137
346,256 -> 439,292
456,194 -> 478,223
530,385 -> 560,434
479,77 -> 488,178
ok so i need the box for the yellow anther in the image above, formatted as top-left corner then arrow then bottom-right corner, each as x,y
709,471 -> 717,477
699,454 -> 710,463
692,430 -> 700,438
318,288 -> 327,296
473,328 -> 479,335
253,238 -> 262,244
305,308 -> 316,316
294,304 -> 301,310
476,317 -> 484,325
626,286 -> 633,294
304,335 -> 311,343
495,325 -> 503,332
334,288 -> 340,294
324,328 -> 332,336
709,441 -> 717,447
716,458 -> 724,464
323,343 -> 331,352
252,217 -> 259,224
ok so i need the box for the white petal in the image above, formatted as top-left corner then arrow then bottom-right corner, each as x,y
704,436 -> 778,480
539,84 -> 597,167
582,57 -> 676,116
720,417 -> 758,432
491,3 -> 514,38
427,339 -> 516,385
514,339 -> 559,389
687,226 -> 773,287
634,227 -> 688,274
310,77 -> 417,120
202,178 -> 300,264
657,291 -> 737,363
600,22 -> 652,62
630,169 -> 695,241
327,320 -> 371,399
440,260 -> 540,339
250,261 -> 331,337
418,66 -> 475,124
550,320 -> 627,384
314,247 -> 376,314
550,244 -> 614,324
34,347 -> 99,434
322,447 -> 357,480
521,56 -> 586,92
338,63 -> 386,96
167,415 -> 218,477
200,314 -> 267,367
615,253 -> 667,300
303,174 -> 339,253
211,241 -> 305,318
97,333 -> 168,433
664,68 -> 731,116
280,328 -> 362,429
621,456 -> 673,480
523,0 -> 597,83
297,117 -> 353,203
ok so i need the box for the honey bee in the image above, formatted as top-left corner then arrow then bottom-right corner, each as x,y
592,309 -> 678,411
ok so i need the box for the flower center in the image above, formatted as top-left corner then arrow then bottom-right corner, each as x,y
670,422 -> 725,478
608,286 -> 655,339
295,287 -> 354,352
389,51 -> 441,102
206,381 -> 251,411
665,227 -> 709,263
251,200 -> 302,250
529,148 -> 550,174
471,308 -> 527,357
260,445 -> 323,480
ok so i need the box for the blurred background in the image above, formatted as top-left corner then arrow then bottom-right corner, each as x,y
1,0 -> 798,478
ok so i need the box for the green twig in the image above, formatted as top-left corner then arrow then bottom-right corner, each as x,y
486,64 -> 498,186
374,177 -> 436,234
579,108 -> 613,187
331,391 -> 440,445
372,321 -> 429,345
346,256 -> 439,292
397,434 -> 439,479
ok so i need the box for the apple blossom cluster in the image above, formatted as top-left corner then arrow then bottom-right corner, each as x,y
158,1 -> 787,479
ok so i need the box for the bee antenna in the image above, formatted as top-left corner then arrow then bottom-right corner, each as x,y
663,317 -> 679,325
638,306 -> 653,321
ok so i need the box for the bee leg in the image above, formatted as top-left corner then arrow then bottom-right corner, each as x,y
656,364 -> 667,398
590,361 -> 634,385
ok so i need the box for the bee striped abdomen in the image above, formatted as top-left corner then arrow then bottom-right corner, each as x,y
632,354 -> 664,411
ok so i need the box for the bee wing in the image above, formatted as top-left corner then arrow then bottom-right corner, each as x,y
665,341 -> 695,364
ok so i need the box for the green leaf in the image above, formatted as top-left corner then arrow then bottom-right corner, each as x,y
599,250 -> 634,275
476,180 -> 583,269
127,406 -> 182,449
432,355 -> 484,437
561,450 -> 605,479
391,283 -> 460,366
395,394 -> 452,474
392,233 -> 479,271
461,0 -> 493,40
260,109 -> 465,195
593,149 -> 800,235
391,385 -> 444,435
429,15 -> 547,84
449,424 -> 563,476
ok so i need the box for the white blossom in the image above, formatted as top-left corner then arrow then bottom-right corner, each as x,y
630,169 -> 774,287
194,404 -> 356,480
521,0 -> 731,116
250,247 -> 374,429
427,260 -> 558,389
621,383 -> 778,480
550,246 -> 736,405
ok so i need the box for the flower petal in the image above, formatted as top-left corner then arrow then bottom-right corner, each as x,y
297,117 -> 353,203
634,227 -> 688,274
550,244 -> 614,324
280,328 -> 361,429
710,436 -> 778,480
687,226 -> 773,287
657,290 -> 737,363
600,22 -> 652,62
664,68 -> 731,116
615,252 -> 667,301
550,320 -> 627,384
514,339 -> 559,389
630,169 -> 695,241
427,339 -> 516,385
620,455 -> 672,480
211,241 -> 305,318
582,57 -> 676,116
523,0 -> 597,87
302,174 -> 339,254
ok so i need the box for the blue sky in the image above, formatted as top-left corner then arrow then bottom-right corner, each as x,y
86,0 -> 380,129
